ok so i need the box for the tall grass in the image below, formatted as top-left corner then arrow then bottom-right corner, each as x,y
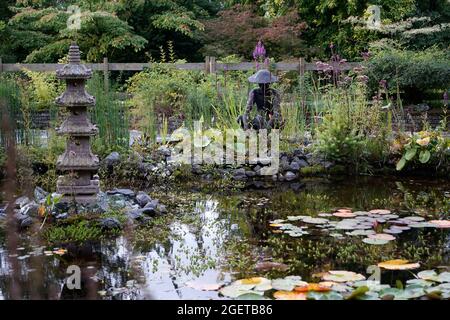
212,88 -> 247,130
0,76 -> 21,147
87,72 -> 130,156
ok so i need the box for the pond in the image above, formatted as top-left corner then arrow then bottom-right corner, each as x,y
0,176 -> 449,300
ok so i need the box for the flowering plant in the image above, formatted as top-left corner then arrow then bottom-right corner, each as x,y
252,40 -> 269,70
395,131 -> 449,170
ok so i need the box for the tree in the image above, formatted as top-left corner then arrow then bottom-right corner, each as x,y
201,4 -> 307,60
2,0 -> 218,62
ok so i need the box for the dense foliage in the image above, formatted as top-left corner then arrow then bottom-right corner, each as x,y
1,0 -> 449,62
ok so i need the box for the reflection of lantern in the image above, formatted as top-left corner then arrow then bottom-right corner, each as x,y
55,43 -> 100,203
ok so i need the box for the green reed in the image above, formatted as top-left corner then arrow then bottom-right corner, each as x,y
87,72 -> 130,156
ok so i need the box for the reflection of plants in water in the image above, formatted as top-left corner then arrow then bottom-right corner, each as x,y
264,230 -> 447,282
269,191 -> 332,216
221,237 -> 258,276
394,182 -> 449,219
132,214 -> 177,250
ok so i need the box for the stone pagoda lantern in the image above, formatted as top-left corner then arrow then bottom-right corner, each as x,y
55,43 -> 100,203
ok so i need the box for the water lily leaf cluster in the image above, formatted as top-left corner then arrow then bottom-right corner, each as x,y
218,269 -> 450,300
269,208 -> 449,246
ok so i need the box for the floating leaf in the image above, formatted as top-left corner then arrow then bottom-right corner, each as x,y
235,277 -> 272,291
220,285 -> 264,298
322,271 -> 365,283
399,287 -> 426,299
406,279 -> 434,287
429,220 -> 450,229
383,228 -> 403,234
236,293 -> 269,300
307,291 -> 343,300
346,229 -> 376,236
333,212 -> 356,218
362,238 -> 390,245
369,209 -> 391,215
378,259 -> 420,270
272,277 -> 307,291
294,283 -> 331,292
302,217 -> 329,224
273,291 -> 307,300
353,281 -> 390,292
417,270 -> 439,282
437,272 -> 450,283
368,233 -> 396,241
379,288 -> 403,299
404,216 -> 425,222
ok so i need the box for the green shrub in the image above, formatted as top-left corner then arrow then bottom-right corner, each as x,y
313,84 -> 392,172
366,44 -> 450,103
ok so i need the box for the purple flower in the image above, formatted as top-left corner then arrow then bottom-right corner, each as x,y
253,41 -> 266,61
329,43 -> 334,49
379,79 -> 387,88
316,61 -> 333,73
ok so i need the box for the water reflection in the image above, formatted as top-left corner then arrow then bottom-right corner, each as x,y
0,177 -> 449,299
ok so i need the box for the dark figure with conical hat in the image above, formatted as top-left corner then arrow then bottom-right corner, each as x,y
237,69 -> 282,130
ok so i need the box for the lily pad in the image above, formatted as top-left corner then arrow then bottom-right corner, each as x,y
429,220 -> 450,229
406,279 -> 435,287
307,291 -> 343,300
437,272 -> 450,283
333,212 -> 356,218
378,259 -> 420,270
322,271 -> 365,283
236,293 -> 270,300
353,281 -> 390,292
417,270 -> 439,282
273,291 -> 307,300
362,238 -> 390,245
272,277 -> 307,291
368,233 -> 396,241
295,283 -> 332,292
219,285 -> 261,298
369,209 -> 391,215
383,228 -> 403,234
303,217 -> 329,224
346,229 -> 376,236
287,215 -> 305,221
404,216 -> 425,222
234,277 -> 272,291
409,222 -> 435,228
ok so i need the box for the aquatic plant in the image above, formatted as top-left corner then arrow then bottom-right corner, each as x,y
44,220 -> 103,244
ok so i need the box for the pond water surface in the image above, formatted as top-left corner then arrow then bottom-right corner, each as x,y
0,176 -> 449,299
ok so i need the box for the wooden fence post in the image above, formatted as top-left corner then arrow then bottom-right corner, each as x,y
103,57 -> 109,92
209,56 -> 216,74
299,57 -> 306,107
204,56 -> 210,74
